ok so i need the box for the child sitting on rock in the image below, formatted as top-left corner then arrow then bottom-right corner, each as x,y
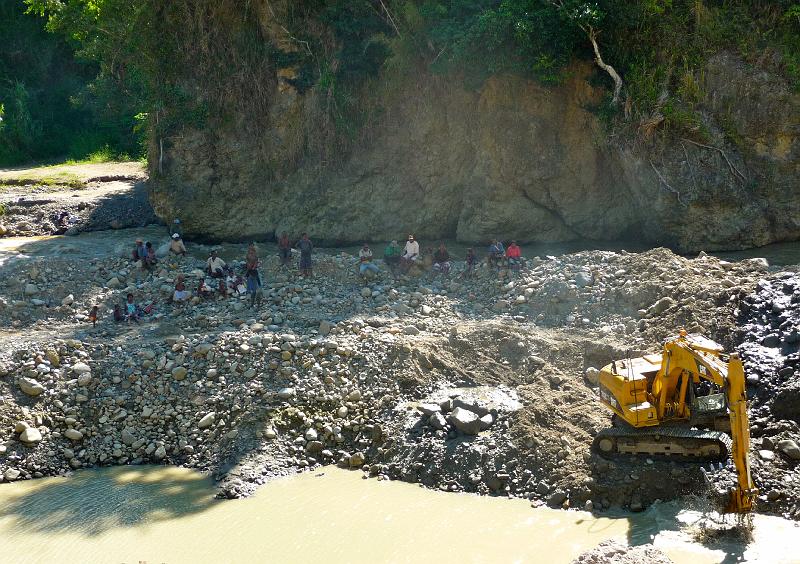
125,293 -> 139,323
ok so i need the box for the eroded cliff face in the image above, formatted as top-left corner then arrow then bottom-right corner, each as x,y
148,14 -> 800,251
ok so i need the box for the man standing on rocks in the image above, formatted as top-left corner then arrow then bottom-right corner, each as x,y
278,231 -> 292,267
246,242 -> 262,307
296,233 -> 313,277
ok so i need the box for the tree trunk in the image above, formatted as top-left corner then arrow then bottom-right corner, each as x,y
585,26 -> 623,106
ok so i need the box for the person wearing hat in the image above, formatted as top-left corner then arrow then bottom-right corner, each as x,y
401,234 -> 419,273
358,243 -> 380,277
169,233 -> 187,256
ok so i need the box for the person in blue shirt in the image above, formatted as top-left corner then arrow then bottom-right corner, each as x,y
487,239 -> 505,268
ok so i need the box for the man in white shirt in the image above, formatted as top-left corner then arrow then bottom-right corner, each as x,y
403,235 -> 419,260
206,250 -> 226,277
401,235 -> 419,273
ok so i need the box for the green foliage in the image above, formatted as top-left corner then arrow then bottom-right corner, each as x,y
8,0 -> 800,166
0,0 -> 140,166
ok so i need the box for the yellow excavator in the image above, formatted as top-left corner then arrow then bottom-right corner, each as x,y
593,331 -> 757,513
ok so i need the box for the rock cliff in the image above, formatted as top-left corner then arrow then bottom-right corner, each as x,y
148,10 -> 799,251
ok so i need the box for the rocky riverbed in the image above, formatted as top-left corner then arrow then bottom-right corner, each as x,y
1,228 -> 798,525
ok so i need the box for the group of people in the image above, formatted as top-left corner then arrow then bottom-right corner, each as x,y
107,229 -> 527,329
375,235 -> 524,279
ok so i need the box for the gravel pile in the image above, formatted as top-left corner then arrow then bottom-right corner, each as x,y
1,241 -> 797,519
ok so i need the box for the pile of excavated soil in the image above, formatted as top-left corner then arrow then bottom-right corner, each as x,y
1,240 -> 797,519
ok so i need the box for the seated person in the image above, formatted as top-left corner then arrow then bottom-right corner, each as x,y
206,251 -> 226,277
358,243 -> 380,276
487,239 -> 505,268
125,293 -> 139,323
173,275 -> 190,302
506,240 -> 523,269
132,239 -> 146,263
465,248 -> 477,277
432,243 -> 451,275
235,275 -> 247,295
383,240 -> 401,270
401,235 -> 419,273
217,279 -> 228,298
196,279 -> 214,299
169,233 -> 187,256
144,241 -> 157,269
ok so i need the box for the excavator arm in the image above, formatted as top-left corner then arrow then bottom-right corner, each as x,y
667,337 -> 757,513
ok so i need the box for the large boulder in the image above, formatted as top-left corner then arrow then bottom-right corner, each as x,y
448,407 -> 482,435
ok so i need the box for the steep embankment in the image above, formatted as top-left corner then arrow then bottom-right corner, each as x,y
147,3 -> 800,251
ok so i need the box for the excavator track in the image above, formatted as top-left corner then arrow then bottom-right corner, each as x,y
593,425 -> 732,461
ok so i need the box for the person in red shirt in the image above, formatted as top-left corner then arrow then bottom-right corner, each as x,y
506,240 -> 523,273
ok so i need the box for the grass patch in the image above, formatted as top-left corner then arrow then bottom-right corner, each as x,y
0,172 -> 84,189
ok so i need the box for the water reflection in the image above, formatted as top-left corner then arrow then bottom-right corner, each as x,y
0,466 -> 216,537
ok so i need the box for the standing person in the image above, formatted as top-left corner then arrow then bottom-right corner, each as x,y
88,305 -> 99,327
383,240 -> 401,273
465,248 -> 477,278
169,233 -> 187,256
144,242 -> 157,270
432,242 -> 451,275
296,233 -> 313,277
278,231 -> 292,267
125,293 -> 139,323
246,268 -> 262,308
358,243 -> 380,277
401,234 -> 419,273
206,250 -> 226,277
245,242 -> 262,307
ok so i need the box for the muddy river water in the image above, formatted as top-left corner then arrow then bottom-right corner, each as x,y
0,466 -> 797,564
